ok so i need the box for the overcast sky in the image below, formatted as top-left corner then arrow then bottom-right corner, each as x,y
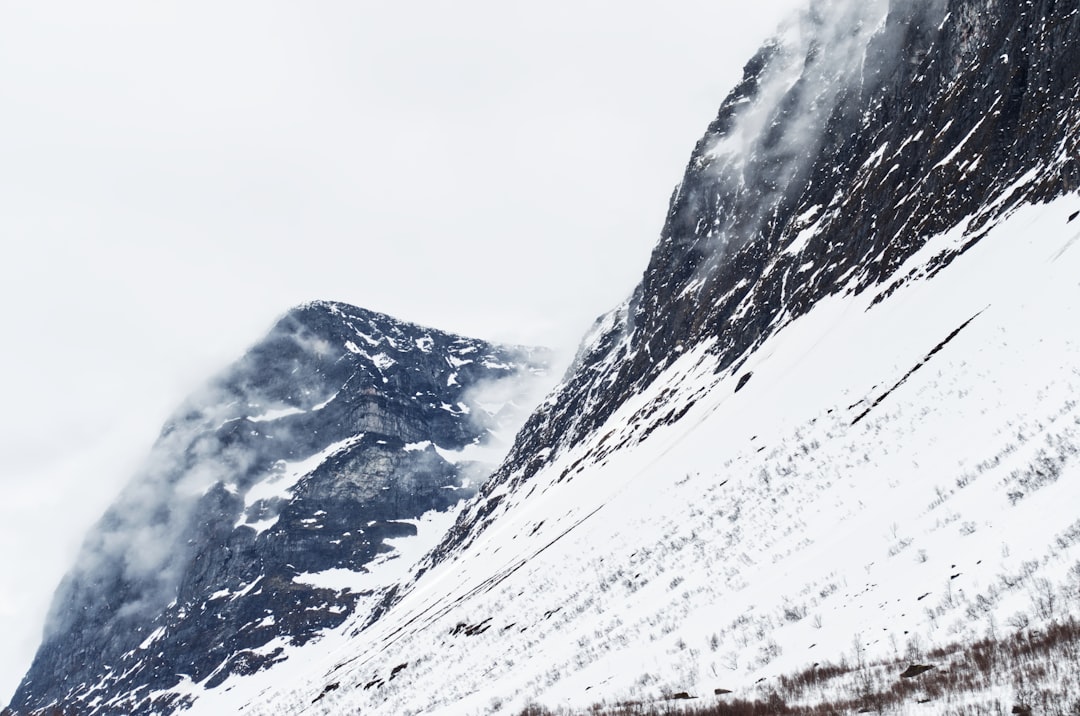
0,1 -> 803,703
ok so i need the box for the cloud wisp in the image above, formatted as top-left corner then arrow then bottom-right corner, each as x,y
675,0 -> 947,274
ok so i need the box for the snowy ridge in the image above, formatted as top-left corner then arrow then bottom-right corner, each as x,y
424,0 -> 1080,584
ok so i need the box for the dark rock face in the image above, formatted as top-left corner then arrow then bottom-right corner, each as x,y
7,301 -> 548,715
429,0 -> 1080,559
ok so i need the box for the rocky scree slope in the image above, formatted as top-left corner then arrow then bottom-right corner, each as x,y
5,301 -> 548,715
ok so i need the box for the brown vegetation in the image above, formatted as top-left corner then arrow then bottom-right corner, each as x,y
516,617 -> 1080,716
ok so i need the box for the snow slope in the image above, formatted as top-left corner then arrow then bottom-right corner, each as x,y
170,1 -> 1080,712
199,189 -> 1080,715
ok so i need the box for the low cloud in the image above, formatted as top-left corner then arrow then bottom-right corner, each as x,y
42,389 -> 259,641
460,346 -> 562,451
38,317 -> 336,645
687,0 -> 947,270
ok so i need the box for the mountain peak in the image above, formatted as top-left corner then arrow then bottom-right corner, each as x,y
7,302 -> 550,715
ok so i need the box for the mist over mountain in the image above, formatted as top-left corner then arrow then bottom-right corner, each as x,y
6,301 -> 549,715
7,0 -> 1080,714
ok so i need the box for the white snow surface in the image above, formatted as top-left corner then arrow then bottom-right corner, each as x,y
292,508 -> 463,595
180,507 -> 467,716
181,191 -> 1080,715
245,406 -> 306,423
234,435 -> 365,536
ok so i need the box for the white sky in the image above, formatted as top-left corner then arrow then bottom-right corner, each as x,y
0,1 -> 803,704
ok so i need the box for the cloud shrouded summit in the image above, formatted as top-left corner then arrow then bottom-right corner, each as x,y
8,301 -> 551,714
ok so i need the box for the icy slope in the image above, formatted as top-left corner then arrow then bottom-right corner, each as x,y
237,176 -> 1080,716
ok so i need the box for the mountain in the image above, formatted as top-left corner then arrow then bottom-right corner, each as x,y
438,0 -> 1079,550
10,0 -> 1080,713
169,0 -> 1080,713
4,301 -> 549,715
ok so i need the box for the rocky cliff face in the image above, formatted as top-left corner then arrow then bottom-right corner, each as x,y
432,0 -> 1080,563
6,301 -> 548,715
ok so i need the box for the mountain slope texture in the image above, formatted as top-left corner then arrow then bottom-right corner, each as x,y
9,0 -> 1080,713
5,302 -> 549,715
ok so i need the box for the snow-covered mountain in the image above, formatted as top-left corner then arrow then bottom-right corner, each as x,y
8,0 -> 1080,713
4,301 -> 549,715
188,0 -> 1077,713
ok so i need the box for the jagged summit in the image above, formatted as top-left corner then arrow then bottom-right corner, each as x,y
7,301 -> 549,715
